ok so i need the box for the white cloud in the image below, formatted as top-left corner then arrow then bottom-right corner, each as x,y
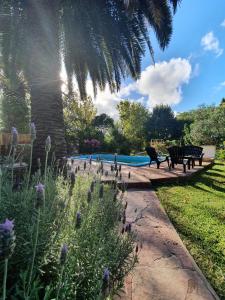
86,81 -> 122,119
221,19 -> 225,27
201,31 -> 223,57
192,63 -> 200,78
221,81 -> 225,87
87,58 -> 192,118
135,58 -> 192,107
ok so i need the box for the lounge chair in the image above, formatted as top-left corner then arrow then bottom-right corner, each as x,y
145,146 -> 169,169
167,146 -> 191,173
183,145 -> 204,167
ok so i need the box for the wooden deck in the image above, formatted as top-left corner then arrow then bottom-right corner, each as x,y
70,159 -> 214,188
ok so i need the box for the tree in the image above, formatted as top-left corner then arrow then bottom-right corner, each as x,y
184,105 -> 225,145
0,0 -> 180,161
104,126 -> 130,154
92,114 -> 114,133
220,98 -> 225,107
147,104 -> 180,140
117,100 -> 149,150
63,93 -> 98,153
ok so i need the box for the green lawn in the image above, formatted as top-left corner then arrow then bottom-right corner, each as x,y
155,161 -> 225,299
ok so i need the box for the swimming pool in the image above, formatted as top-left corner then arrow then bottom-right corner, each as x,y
71,153 -> 150,167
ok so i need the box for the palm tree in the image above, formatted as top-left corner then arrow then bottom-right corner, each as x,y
0,0 -> 181,162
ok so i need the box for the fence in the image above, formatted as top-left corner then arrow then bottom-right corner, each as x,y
0,133 -> 31,146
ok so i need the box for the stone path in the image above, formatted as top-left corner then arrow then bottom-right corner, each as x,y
115,189 -> 219,300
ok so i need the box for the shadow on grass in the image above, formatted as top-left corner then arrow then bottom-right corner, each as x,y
209,167 -> 225,173
192,182 -> 225,195
206,171 -> 225,179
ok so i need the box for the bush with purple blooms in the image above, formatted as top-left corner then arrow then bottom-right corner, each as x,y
84,138 -> 101,153
0,127 -> 137,299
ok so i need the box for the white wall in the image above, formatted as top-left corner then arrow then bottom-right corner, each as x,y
201,145 -> 216,159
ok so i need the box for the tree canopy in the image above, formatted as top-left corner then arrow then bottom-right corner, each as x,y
92,113 -> 114,132
0,0 -> 181,159
117,100 -> 149,150
0,0 -> 181,99
183,105 -> 225,145
147,104 -> 182,140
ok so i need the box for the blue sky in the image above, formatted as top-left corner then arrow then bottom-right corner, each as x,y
86,0 -> 225,118
146,0 -> 225,112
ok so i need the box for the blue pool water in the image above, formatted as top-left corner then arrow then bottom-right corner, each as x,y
71,153 -> 150,167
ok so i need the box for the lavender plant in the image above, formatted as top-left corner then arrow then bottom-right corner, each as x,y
0,219 -> 15,300
56,244 -> 68,300
44,136 -> 51,187
10,127 -> 18,187
27,123 -> 36,189
27,183 -> 45,296
0,147 -> 136,299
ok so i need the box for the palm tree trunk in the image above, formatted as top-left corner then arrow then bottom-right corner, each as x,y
25,0 -> 67,163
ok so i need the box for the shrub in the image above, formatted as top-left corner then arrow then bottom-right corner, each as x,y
0,132 -> 136,299
216,149 -> 225,161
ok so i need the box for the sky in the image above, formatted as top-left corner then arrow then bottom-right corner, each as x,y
84,0 -> 225,118
59,0 -> 225,118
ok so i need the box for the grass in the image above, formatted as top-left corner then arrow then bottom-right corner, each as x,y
155,161 -> 225,299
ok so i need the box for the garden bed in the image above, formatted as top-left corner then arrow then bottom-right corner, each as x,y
0,158 -> 137,299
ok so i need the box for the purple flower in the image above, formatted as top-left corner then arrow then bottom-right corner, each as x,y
124,201 -> 128,210
135,244 -> 139,253
99,184 -> 104,199
103,268 -> 110,282
35,183 -> 45,208
70,172 -> 75,186
87,190 -> 92,203
76,211 -> 81,228
0,219 -> 14,232
37,158 -> 41,169
102,267 -> 110,293
90,181 -> 95,192
60,243 -> 68,265
35,183 -> 45,193
11,127 -> 18,146
30,122 -> 36,141
125,223 -> 132,233
0,219 -> 16,259
45,136 -> 51,152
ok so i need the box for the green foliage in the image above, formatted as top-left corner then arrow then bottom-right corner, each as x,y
0,1 -> 180,160
147,104 -> 182,140
0,75 -> 30,132
63,93 -> 101,153
117,100 -> 149,151
216,149 -> 225,161
156,162 -> 225,298
92,114 -> 114,133
0,151 -> 136,298
183,105 -> 225,145
0,0 -> 179,100
104,125 -> 131,155
220,98 -> 225,107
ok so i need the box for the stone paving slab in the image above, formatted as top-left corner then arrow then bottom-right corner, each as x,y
115,189 -> 219,300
